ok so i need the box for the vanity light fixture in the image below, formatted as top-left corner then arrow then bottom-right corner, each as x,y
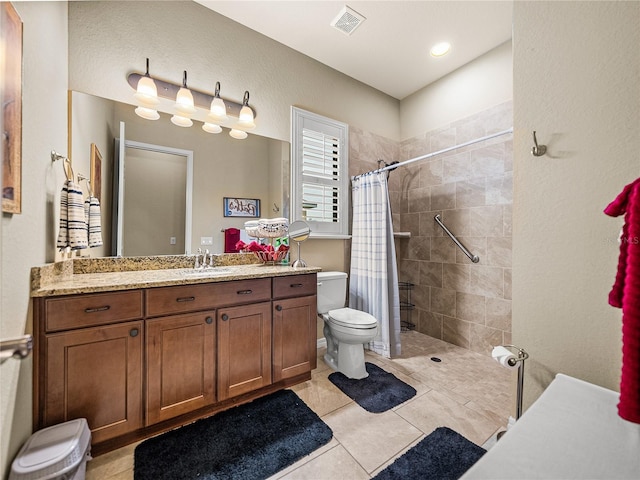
127,60 -> 257,139
171,71 -> 196,127
134,58 -> 160,120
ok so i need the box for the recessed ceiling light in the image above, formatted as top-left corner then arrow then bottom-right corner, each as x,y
430,42 -> 451,57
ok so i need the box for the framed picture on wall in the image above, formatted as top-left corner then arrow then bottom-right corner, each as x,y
90,143 -> 102,201
223,197 -> 260,217
2,3 -> 23,214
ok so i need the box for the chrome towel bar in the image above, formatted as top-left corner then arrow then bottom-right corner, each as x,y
0,335 -> 33,364
434,214 -> 480,263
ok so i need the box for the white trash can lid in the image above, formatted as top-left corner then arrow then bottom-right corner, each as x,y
10,418 -> 91,480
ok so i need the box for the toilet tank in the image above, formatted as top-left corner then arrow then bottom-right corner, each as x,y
317,271 -> 348,314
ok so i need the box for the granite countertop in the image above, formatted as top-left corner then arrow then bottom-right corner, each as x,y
31,255 -> 321,297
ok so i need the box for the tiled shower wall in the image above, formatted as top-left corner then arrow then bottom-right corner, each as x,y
348,101 -> 513,356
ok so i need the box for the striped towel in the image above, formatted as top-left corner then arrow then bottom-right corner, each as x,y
85,196 -> 103,248
56,180 -> 88,250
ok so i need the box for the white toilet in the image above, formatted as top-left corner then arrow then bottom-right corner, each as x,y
317,271 -> 378,379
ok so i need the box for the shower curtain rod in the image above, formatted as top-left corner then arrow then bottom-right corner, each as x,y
353,127 -> 513,179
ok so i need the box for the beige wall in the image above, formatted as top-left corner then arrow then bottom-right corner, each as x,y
512,1 -> 640,409
0,2 -> 68,475
401,40 -> 513,141
68,1 -> 400,144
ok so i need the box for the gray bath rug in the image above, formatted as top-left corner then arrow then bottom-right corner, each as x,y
373,427 -> 486,479
328,362 -> 416,413
134,389 -> 332,480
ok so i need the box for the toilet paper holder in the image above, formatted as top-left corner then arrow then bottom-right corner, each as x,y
496,344 -> 529,423
500,344 -> 529,367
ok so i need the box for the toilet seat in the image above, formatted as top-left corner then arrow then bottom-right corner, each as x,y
327,307 -> 377,329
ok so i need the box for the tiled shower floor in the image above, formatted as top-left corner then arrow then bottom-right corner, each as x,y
86,331 -> 511,479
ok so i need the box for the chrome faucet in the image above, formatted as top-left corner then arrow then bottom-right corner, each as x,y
194,248 -> 203,269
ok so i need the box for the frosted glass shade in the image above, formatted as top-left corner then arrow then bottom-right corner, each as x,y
174,87 -> 196,115
238,105 -> 255,129
134,76 -> 159,108
229,129 -> 248,140
171,114 -> 193,127
202,122 -> 222,134
135,106 -> 160,120
210,97 -> 227,119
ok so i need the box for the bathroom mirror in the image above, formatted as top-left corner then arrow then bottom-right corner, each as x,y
69,91 -> 290,256
289,220 -> 310,268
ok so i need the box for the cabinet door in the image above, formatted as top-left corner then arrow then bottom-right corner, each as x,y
217,302 -> 272,401
45,322 -> 143,444
273,295 -> 317,382
146,312 -> 216,425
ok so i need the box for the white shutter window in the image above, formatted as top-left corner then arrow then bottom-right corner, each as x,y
291,107 -> 349,237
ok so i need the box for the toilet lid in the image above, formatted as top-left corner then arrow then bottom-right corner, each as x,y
328,308 -> 378,329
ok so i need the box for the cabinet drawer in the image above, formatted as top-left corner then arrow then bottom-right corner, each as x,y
146,278 -> 271,317
45,291 -> 144,332
273,274 -> 317,299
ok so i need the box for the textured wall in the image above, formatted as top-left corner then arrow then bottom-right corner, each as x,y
68,1 -> 400,143
0,3 -> 69,475
513,1 -> 640,408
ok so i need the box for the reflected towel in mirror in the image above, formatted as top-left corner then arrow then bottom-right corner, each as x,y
56,180 -> 88,251
85,196 -> 103,248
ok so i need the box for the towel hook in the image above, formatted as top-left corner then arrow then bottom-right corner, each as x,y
77,173 -> 94,197
51,150 -> 74,181
531,131 -> 547,157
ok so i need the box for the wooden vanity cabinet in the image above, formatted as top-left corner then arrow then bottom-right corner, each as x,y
37,291 -> 144,444
145,311 -> 216,425
34,272 -> 318,453
272,274 -> 318,382
217,302 -> 272,401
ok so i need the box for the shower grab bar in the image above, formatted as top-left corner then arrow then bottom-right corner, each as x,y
434,214 -> 480,263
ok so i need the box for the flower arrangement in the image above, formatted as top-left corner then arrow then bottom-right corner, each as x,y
235,240 -> 289,264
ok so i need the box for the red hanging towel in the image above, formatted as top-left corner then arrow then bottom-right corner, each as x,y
224,228 -> 241,253
604,177 -> 640,424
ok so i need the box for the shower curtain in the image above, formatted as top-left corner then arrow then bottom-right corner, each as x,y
349,172 -> 401,358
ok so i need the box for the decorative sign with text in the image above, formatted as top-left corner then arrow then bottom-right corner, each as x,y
223,197 -> 261,217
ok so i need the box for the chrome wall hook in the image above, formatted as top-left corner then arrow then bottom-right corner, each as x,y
531,131 -> 547,157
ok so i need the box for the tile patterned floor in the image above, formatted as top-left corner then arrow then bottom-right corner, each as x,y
86,331 -> 511,479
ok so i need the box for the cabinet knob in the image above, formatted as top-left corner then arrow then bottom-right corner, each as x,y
205,316 -> 213,324
275,305 -> 283,311
130,328 -> 139,337
221,314 -> 229,321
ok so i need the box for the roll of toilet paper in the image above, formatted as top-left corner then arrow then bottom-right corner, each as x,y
492,346 -> 518,369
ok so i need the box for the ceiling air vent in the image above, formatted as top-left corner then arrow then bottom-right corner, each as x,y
330,5 -> 366,36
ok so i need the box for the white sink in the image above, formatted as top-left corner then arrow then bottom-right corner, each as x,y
182,268 -> 232,277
